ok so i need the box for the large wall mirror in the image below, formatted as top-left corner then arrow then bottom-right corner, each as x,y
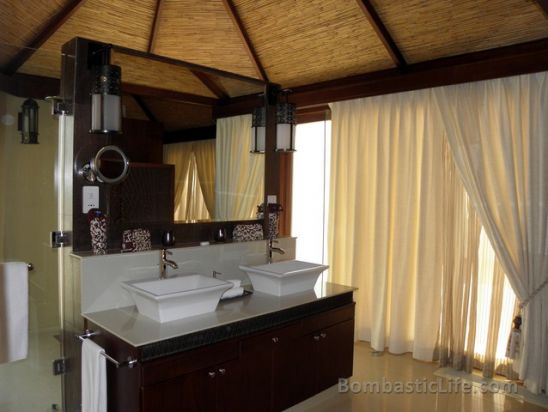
161,109 -> 264,224
67,40 -> 269,251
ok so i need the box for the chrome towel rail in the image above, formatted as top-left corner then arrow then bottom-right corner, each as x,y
77,329 -> 138,368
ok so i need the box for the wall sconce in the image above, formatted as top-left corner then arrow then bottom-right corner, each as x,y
251,106 -> 266,153
18,98 -> 39,144
90,64 -> 122,134
276,90 -> 296,152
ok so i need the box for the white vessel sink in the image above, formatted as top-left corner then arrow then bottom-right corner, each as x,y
121,274 -> 232,323
239,260 -> 328,296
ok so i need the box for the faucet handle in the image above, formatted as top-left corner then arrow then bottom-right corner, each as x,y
164,249 -> 173,256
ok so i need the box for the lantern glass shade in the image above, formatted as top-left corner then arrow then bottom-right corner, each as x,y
251,107 -> 266,153
90,65 -> 122,134
19,98 -> 39,144
275,102 -> 296,152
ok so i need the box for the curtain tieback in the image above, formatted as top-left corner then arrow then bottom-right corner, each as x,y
519,277 -> 548,309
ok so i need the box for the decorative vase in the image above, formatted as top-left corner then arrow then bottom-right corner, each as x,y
88,209 -> 107,255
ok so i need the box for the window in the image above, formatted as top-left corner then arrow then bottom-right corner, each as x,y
291,120 -> 331,282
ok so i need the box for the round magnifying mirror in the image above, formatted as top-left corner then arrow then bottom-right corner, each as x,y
79,145 -> 130,184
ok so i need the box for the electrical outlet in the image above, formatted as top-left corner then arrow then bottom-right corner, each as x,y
82,186 -> 99,213
267,195 -> 277,204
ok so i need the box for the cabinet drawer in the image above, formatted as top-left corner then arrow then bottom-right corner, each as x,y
301,302 -> 355,335
240,321 -> 301,352
142,339 -> 238,385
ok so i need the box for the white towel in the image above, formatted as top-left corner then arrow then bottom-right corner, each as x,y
0,262 -> 28,364
222,286 -> 245,299
82,339 -> 107,412
227,279 -> 242,288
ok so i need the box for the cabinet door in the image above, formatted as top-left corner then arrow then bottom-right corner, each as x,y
317,319 -> 355,391
271,333 -> 306,411
214,359 -> 242,412
240,336 -> 273,411
142,369 -> 215,412
291,332 -> 321,405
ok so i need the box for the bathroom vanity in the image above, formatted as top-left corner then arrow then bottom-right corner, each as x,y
83,283 -> 355,412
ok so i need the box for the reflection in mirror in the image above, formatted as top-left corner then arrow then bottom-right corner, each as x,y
164,114 -> 264,223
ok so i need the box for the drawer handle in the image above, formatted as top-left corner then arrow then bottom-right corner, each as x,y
272,337 -> 279,343
208,371 -> 216,378
313,335 -> 320,341
218,368 -> 226,375
320,333 -> 327,339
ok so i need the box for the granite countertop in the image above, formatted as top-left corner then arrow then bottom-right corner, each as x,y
83,282 -> 355,349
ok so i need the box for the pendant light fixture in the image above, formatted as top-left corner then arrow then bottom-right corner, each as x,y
18,98 -> 39,144
251,106 -> 266,153
275,89 -> 296,152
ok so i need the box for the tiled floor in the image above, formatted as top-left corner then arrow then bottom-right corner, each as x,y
287,341 -> 547,412
0,328 -> 62,412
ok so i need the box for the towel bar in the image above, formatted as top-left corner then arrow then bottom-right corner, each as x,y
77,329 -> 138,368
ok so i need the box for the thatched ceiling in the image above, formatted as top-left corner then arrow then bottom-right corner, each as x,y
2,0 -> 547,89
1,0 -> 548,131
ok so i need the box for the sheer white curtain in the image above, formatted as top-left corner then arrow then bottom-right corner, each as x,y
329,90 -> 445,361
164,142 -> 210,222
215,114 -> 264,221
433,72 -> 548,394
193,139 -> 216,217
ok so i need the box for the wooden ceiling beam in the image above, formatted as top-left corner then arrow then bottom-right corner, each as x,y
191,70 -> 229,99
220,0 -> 269,82
2,0 -> 87,75
148,0 -> 164,53
164,126 -> 217,144
122,83 -> 218,106
132,94 -> 158,122
289,38 -> 548,107
536,0 -> 548,16
356,0 -> 406,68
0,72 -> 59,98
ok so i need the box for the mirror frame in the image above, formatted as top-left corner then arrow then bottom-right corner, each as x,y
78,145 -> 130,184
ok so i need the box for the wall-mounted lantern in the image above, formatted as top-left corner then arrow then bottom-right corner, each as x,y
251,106 -> 266,153
275,90 -> 296,152
18,98 -> 39,144
90,64 -> 122,134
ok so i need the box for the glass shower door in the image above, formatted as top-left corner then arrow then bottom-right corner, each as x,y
0,93 -> 64,411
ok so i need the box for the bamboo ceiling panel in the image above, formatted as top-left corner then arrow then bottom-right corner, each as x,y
142,97 -> 214,131
111,52 -> 217,97
18,0 -> 157,77
151,0 -> 258,79
233,0 -> 395,87
372,0 -> 548,64
0,0 -> 71,67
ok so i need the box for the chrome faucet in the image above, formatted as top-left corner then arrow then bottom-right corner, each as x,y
160,249 -> 178,279
267,239 -> 285,263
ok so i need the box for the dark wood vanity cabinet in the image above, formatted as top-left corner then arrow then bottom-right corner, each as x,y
140,340 -> 241,412
99,300 -> 355,412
